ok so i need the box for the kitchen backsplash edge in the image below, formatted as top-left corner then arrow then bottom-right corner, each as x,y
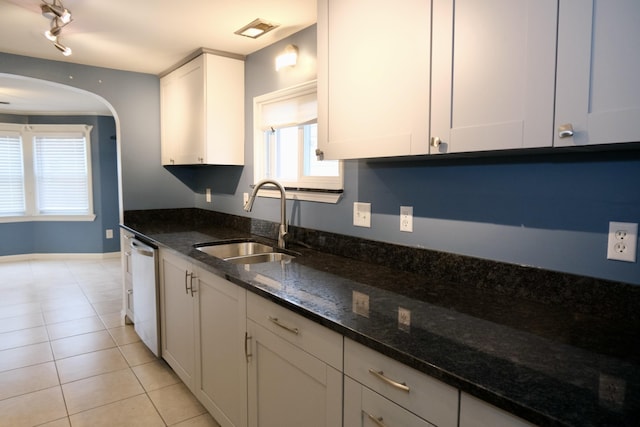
123,208 -> 640,322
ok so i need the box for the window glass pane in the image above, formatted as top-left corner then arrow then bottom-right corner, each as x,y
303,124 -> 339,177
273,127 -> 298,181
254,81 -> 342,192
34,135 -> 90,215
0,134 -> 26,216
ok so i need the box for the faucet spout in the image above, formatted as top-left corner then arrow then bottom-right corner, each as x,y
244,179 -> 288,249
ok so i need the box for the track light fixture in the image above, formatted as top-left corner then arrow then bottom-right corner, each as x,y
41,0 -> 73,56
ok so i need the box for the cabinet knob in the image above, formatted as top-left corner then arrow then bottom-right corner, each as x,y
315,148 -> 324,160
430,136 -> 441,148
558,123 -> 574,138
197,157 -> 204,163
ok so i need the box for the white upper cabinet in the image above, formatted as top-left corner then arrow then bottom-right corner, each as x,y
161,52 -> 244,165
554,0 -> 640,147
431,0 -> 558,154
317,0 -> 431,159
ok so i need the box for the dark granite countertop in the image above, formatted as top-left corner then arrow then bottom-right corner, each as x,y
122,209 -> 640,427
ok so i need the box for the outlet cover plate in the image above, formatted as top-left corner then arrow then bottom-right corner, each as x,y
353,202 -> 371,228
607,221 -> 638,262
400,206 -> 413,232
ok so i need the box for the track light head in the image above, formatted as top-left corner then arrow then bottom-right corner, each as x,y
44,17 -> 64,41
54,41 -> 72,56
41,1 -> 72,24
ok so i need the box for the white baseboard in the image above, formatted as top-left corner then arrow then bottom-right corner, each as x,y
0,252 -> 121,263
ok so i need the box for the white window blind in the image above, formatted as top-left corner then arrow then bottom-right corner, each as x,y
34,134 -> 90,215
0,133 -> 26,216
259,91 -> 317,130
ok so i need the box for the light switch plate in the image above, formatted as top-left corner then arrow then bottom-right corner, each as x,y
353,202 -> 371,228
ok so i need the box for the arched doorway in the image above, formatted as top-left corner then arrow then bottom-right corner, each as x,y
0,74 -> 122,257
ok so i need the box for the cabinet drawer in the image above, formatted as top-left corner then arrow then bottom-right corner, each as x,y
345,376 -> 435,427
345,339 -> 458,427
247,292 -> 343,370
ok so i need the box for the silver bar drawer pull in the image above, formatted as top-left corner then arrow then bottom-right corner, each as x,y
268,316 -> 299,335
558,123 -> 574,138
368,369 -> 410,393
363,411 -> 388,427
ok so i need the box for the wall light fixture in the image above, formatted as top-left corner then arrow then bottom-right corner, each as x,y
275,45 -> 298,71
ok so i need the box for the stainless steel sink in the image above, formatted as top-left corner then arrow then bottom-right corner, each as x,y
194,240 -> 296,264
225,252 -> 295,264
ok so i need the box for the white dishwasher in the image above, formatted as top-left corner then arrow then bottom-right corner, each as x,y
130,237 -> 160,356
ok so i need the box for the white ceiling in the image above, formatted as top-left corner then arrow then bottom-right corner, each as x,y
0,0 -> 317,115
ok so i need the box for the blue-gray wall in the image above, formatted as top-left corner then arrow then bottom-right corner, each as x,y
2,26 -> 639,284
0,115 -> 121,255
194,25 -> 640,285
0,55 -> 194,210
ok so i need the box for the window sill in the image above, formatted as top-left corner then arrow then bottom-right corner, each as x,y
256,188 -> 343,204
0,214 -> 97,223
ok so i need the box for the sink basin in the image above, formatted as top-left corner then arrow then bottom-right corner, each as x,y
195,240 -> 274,259
194,239 -> 295,264
225,252 -> 295,264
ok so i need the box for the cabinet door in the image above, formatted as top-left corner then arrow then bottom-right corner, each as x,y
431,0 -> 557,153
196,268 -> 247,427
345,377 -> 435,427
203,54 -> 245,165
554,0 -> 640,147
158,250 -> 196,388
121,230 -> 134,322
160,56 -> 205,165
459,393 -> 535,427
247,320 -> 342,427
317,0 -> 431,159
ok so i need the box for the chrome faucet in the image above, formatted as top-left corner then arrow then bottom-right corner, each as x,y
244,179 -> 288,249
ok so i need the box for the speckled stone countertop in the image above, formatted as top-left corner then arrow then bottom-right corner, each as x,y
123,208 -> 640,427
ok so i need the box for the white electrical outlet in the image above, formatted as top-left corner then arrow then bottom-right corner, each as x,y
352,291 -> 370,318
599,374 -> 626,410
398,307 -> 411,331
400,206 -> 413,232
607,221 -> 638,262
206,188 -> 212,203
243,192 -> 249,206
353,202 -> 371,228
105,229 -> 113,239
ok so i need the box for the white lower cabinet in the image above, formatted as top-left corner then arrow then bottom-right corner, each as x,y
159,249 -> 196,389
344,338 -> 459,427
246,292 -> 343,427
196,268 -> 247,427
159,249 -> 533,427
159,249 -> 247,427
121,230 -> 134,322
459,392 -> 535,427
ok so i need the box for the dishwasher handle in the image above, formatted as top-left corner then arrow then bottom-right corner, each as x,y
130,239 -> 155,257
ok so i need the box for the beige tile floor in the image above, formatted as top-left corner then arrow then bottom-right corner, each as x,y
0,258 -> 221,427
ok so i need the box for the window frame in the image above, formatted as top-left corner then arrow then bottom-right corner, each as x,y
0,123 -> 96,223
253,80 -> 343,203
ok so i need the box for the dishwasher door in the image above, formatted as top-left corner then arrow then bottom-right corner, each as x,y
130,238 -> 160,357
